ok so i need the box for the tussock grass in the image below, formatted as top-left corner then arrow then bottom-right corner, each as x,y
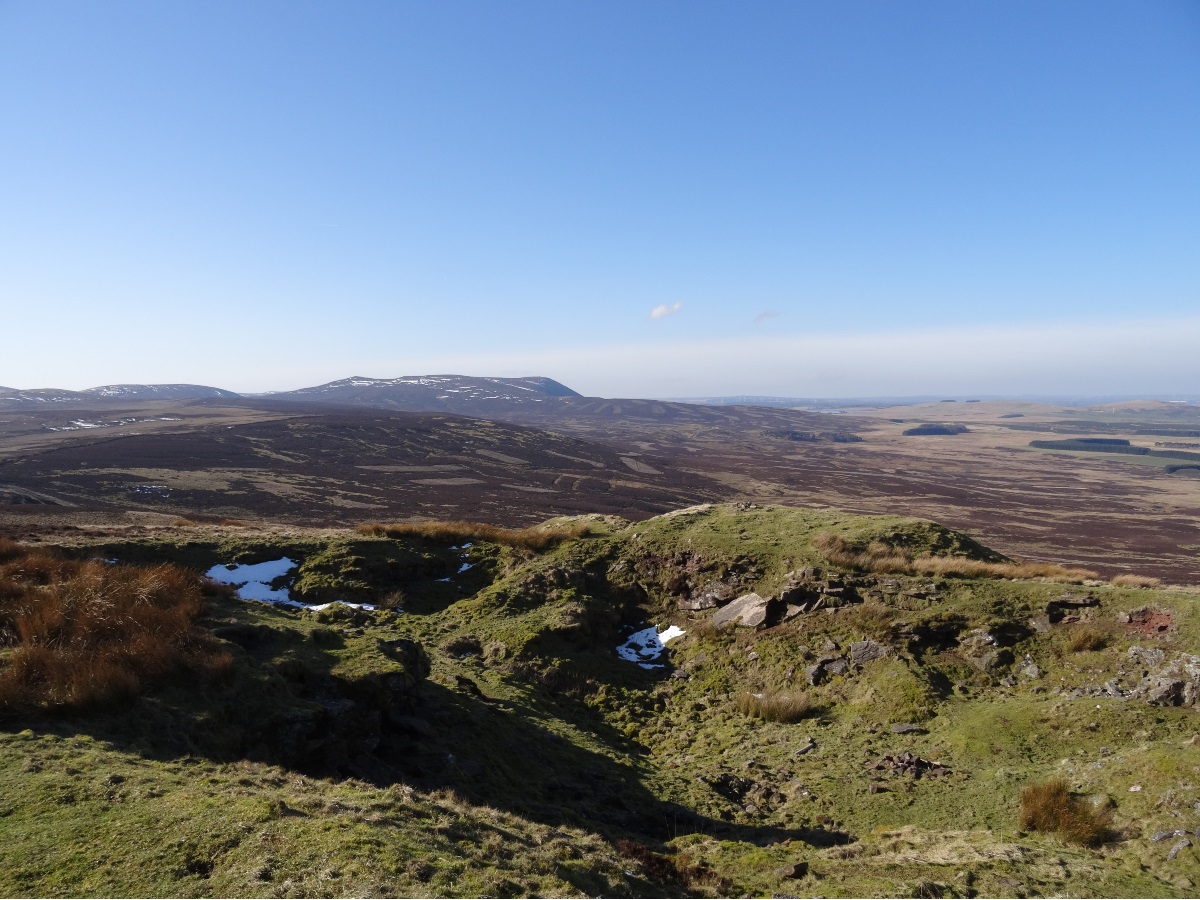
735,691 -> 814,723
356,519 -> 592,551
0,542 -> 230,713
1067,624 -> 1112,653
1111,573 -> 1161,588
1019,778 -> 1112,847
812,531 -> 1098,582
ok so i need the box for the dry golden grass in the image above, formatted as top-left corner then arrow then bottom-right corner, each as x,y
1019,778 -> 1112,847
1110,573 -> 1161,588
0,541 -> 230,713
1067,623 -> 1113,653
356,519 -> 592,552
812,531 -> 1098,583
734,691 -> 814,723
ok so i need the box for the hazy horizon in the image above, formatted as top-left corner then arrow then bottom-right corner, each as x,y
3,2 -> 1197,397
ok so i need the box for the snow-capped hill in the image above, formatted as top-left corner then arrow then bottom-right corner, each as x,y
84,384 -> 241,400
275,374 -> 582,411
0,388 -> 91,405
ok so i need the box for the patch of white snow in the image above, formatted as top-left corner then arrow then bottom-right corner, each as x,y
616,624 -> 687,664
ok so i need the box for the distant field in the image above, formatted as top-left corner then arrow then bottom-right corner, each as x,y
3,396 -> 1200,583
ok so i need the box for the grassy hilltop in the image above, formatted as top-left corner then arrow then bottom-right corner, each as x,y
1,503 -> 1199,897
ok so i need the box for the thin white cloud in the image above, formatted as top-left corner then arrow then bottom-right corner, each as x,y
649,301 -> 683,320
754,310 -> 781,322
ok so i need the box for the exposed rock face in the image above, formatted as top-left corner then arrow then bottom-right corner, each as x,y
713,592 -> 779,629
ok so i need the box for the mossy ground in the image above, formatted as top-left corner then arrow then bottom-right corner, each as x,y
3,503 -> 1199,897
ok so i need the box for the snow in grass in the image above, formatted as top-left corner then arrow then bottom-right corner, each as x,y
616,624 -> 686,668
204,557 -> 377,612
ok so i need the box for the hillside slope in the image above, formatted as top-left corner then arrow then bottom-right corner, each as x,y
2,503 -> 1197,896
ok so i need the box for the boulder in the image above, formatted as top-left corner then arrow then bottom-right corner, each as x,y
850,640 -> 890,666
713,592 -> 778,629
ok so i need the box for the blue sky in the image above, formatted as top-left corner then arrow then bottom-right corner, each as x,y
2,1 -> 1198,397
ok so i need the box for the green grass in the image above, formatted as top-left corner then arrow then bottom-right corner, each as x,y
2,502 -> 1198,897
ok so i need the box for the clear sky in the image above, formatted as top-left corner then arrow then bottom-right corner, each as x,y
2,1 -> 1198,398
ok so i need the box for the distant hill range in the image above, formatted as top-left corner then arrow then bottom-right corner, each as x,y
0,384 -> 240,406
0,374 -> 852,432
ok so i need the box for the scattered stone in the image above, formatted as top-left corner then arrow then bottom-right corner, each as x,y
1169,837 -> 1191,860
889,723 -> 926,735
1018,654 -> 1041,679
868,752 -> 951,778
1129,783 -> 1143,792
793,737 -> 817,755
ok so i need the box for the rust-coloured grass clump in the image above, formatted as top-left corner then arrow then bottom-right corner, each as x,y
735,691 -> 814,723
0,539 -> 230,713
1020,778 -> 1112,847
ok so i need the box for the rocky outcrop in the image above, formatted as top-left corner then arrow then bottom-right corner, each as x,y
1070,646 -> 1200,707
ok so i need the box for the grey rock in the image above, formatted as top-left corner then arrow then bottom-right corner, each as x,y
890,723 -> 926,735
775,862 -> 809,879
1152,829 -> 1188,842
1146,678 -> 1185,706
968,650 -> 1003,672
823,657 -> 850,677
681,579 -> 736,610
712,592 -> 777,629
850,639 -> 891,666
1169,837 -> 1191,860
794,737 -> 817,755
1128,645 -> 1165,668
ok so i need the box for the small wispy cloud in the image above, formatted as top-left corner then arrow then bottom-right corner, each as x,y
754,310 -> 781,322
650,301 -> 683,320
